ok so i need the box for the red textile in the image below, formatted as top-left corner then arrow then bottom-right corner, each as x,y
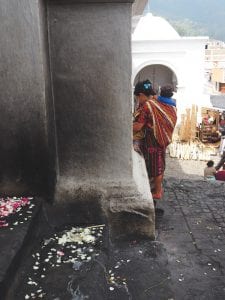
215,171 -> 225,181
145,99 -> 177,147
143,128 -> 165,177
136,99 -> 177,147
134,99 -> 176,177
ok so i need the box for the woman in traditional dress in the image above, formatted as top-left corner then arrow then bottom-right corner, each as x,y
133,80 -> 177,200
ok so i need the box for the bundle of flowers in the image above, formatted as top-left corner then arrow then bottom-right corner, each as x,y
22,224 -> 105,299
0,197 -> 33,228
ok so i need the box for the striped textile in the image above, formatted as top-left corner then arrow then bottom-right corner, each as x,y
145,99 -> 177,147
144,128 -> 166,177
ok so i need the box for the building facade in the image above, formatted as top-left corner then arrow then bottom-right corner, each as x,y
132,13 -> 209,120
205,40 -> 225,94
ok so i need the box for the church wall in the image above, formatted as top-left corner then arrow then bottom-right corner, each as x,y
132,38 -> 208,120
0,0 -> 50,195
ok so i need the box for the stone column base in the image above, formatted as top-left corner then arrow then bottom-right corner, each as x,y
54,151 -> 155,240
107,184 -> 155,240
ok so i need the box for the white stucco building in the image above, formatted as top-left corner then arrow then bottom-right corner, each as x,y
132,13 -> 209,121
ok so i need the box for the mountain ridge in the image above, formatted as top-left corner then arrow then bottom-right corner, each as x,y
149,0 -> 225,41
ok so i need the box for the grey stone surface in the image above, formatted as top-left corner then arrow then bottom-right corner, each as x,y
12,226 -> 172,300
0,1 -> 49,194
210,94 -> 225,110
47,1 -> 154,237
47,151 -> 155,239
156,170 -> 225,300
0,0 -> 153,238
48,1 -> 133,183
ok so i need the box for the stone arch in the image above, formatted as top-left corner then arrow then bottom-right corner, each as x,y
133,61 -> 179,93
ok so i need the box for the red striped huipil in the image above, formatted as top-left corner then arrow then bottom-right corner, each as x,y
136,99 -> 177,177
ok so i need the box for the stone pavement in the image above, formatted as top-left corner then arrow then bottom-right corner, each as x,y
156,175 -> 225,300
2,157 -> 225,300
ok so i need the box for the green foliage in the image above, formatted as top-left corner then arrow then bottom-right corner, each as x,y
149,0 -> 225,41
168,18 -> 207,37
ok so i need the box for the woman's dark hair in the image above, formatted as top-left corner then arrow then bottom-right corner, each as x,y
160,85 -> 174,98
207,160 -> 214,167
134,80 -> 156,97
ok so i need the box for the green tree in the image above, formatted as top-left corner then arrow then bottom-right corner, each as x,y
149,0 -> 225,41
169,18 -> 207,37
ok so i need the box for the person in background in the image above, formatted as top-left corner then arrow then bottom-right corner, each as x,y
204,160 -> 216,181
216,127 -> 225,170
133,81 -> 177,201
133,82 -> 156,155
202,114 -> 209,125
208,126 -> 221,143
215,164 -> 225,181
219,112 -> 225,134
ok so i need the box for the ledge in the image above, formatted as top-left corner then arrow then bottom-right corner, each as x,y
48,0 -> 135,3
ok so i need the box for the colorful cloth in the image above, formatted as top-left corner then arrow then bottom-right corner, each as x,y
134,99 -> 177,177
144,128 -> 166,177
133,108 -> 145,141
215,170 -> 225,181
157,96 -> 176,107
145,99 -> 177,148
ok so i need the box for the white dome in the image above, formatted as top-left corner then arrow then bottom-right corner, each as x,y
132,13 -> 180,40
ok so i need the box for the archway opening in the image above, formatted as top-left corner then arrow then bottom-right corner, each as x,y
134,64 -> 178,93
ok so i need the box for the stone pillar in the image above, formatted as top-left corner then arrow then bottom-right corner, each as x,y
47,0 -> 155,239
